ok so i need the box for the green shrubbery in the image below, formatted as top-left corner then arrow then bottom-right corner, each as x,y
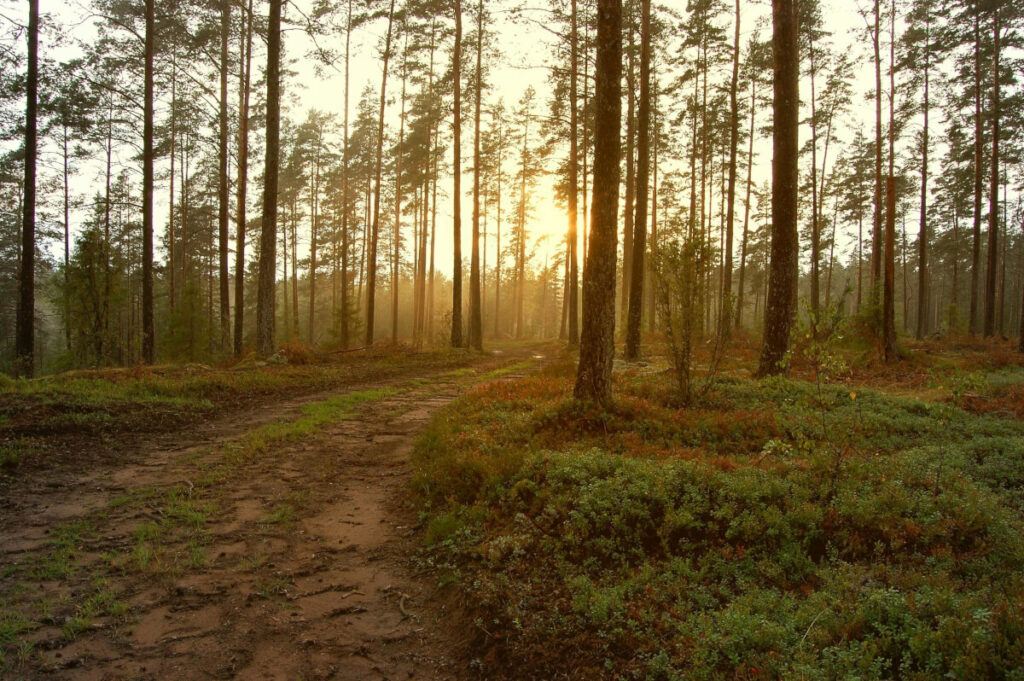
412,362 -> 1024,680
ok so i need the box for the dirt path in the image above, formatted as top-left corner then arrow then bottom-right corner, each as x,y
0,349 -> 548,680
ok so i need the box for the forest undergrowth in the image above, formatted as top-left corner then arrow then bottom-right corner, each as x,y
0,342 -> 547,675
0,343 -> 518,474
412,337 -> 1024,680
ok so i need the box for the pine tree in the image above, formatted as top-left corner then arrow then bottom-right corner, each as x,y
366,0 -> 397,346
451,0 -> 465,347
757,0 -> 799,377
16,0 -> 39,377
257,0 -> 284,355
624,0 -> 651,359
574,0 -> 621,404
141,0 -> 156,364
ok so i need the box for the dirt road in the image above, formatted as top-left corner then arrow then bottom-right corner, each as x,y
0,349 -> 545,680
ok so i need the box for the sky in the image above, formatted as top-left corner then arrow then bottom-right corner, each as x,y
21,0 -> 962,281
274,0 -> 881,276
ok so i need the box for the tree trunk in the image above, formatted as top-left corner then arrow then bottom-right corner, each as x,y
310,137 -> 322,344
984,10 -> 1000,338
916,14 -> 929,340
647,83 -> 658,333
169,57 -> 177,316
568,0 -> 580,345
17,0 -> 38,377
234,0 -> 253,356
291,199 -> 299,338
620,22 -> 636,331
882,1 -> 898,362
736,66 -> 756,329
574,0 -> 621,404
516,108 -> 529,339
451,0 -> 465,347
970,11 -> 983,335
884,174 -> 898,359
367,0 -> 396,346
468,0 -> 484,351
63,126 -> 71,351
393,32 -> 408,345
871,0 -> 883,312
428,129 -> 438,339
952,200 -> 959,328
826,193 -> 839,307
722,0 -> 740,330
218,0 -> 231,354
494,115 -> 503,337
624,0 -> 650,360
809,35 -> 821,316
256,0 -> 282,356
415,19 -> 437,347
281,209 -> 289,338
757,0 -> 798,377
582,20 -> 589,270
340,0 -> 353,349
142,0 -> 156,364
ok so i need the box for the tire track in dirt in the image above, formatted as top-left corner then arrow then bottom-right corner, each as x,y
0,346 -> 552,680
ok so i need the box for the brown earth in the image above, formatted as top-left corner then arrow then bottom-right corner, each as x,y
0,346 -> 550,681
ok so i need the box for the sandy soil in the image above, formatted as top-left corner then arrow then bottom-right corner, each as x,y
0,349 -> 546,680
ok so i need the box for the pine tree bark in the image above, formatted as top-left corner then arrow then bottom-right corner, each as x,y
393,33 -> 408,345
970,11 -> 983,335
916,14 -> 930,340
62,125 -> 71,351
291,200 -> 299,337
451,0 -> 465,347
310,138 -> 322,344
340,0 -> 353,349
984,9 -> 1000,338
493,115 -> 503,337
169,58 -> 177,316
647,88 -> 658,334
468,0 -> 484,351
722,0 -> 740,329
620,24 -> 636,330
757,0 -> 798,377
574,0 -> 621,405
516,117 -> 527,338
367,0 -> 396,346
218,0 -> 231,353
256,0 -> 283,356
871,0 -> 883,311
142,0 -> 156,364
234,0 -> 253,356
568,0 -> 580,346
809,36 -> 821,316
882,1 -> 898,362
624,0 -> 651,360
736,65 -> 756,329
16,0 -> 38,377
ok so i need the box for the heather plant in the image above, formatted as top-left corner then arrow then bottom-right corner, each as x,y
412,355 -> 1024,680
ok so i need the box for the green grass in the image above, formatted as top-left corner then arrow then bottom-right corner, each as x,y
60,577 -> 126,641
233,387 -> 400,462
266,504 -> 296,525
412,359 -> 1024,680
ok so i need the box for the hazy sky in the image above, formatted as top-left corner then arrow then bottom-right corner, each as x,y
24,0 -> 948,280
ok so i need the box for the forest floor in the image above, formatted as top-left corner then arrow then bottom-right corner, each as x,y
411,334 -> 1024,680
0,342 -> 554,680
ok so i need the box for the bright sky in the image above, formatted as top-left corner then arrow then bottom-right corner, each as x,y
29,0 -> 956,279
279,0 -> 878,276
